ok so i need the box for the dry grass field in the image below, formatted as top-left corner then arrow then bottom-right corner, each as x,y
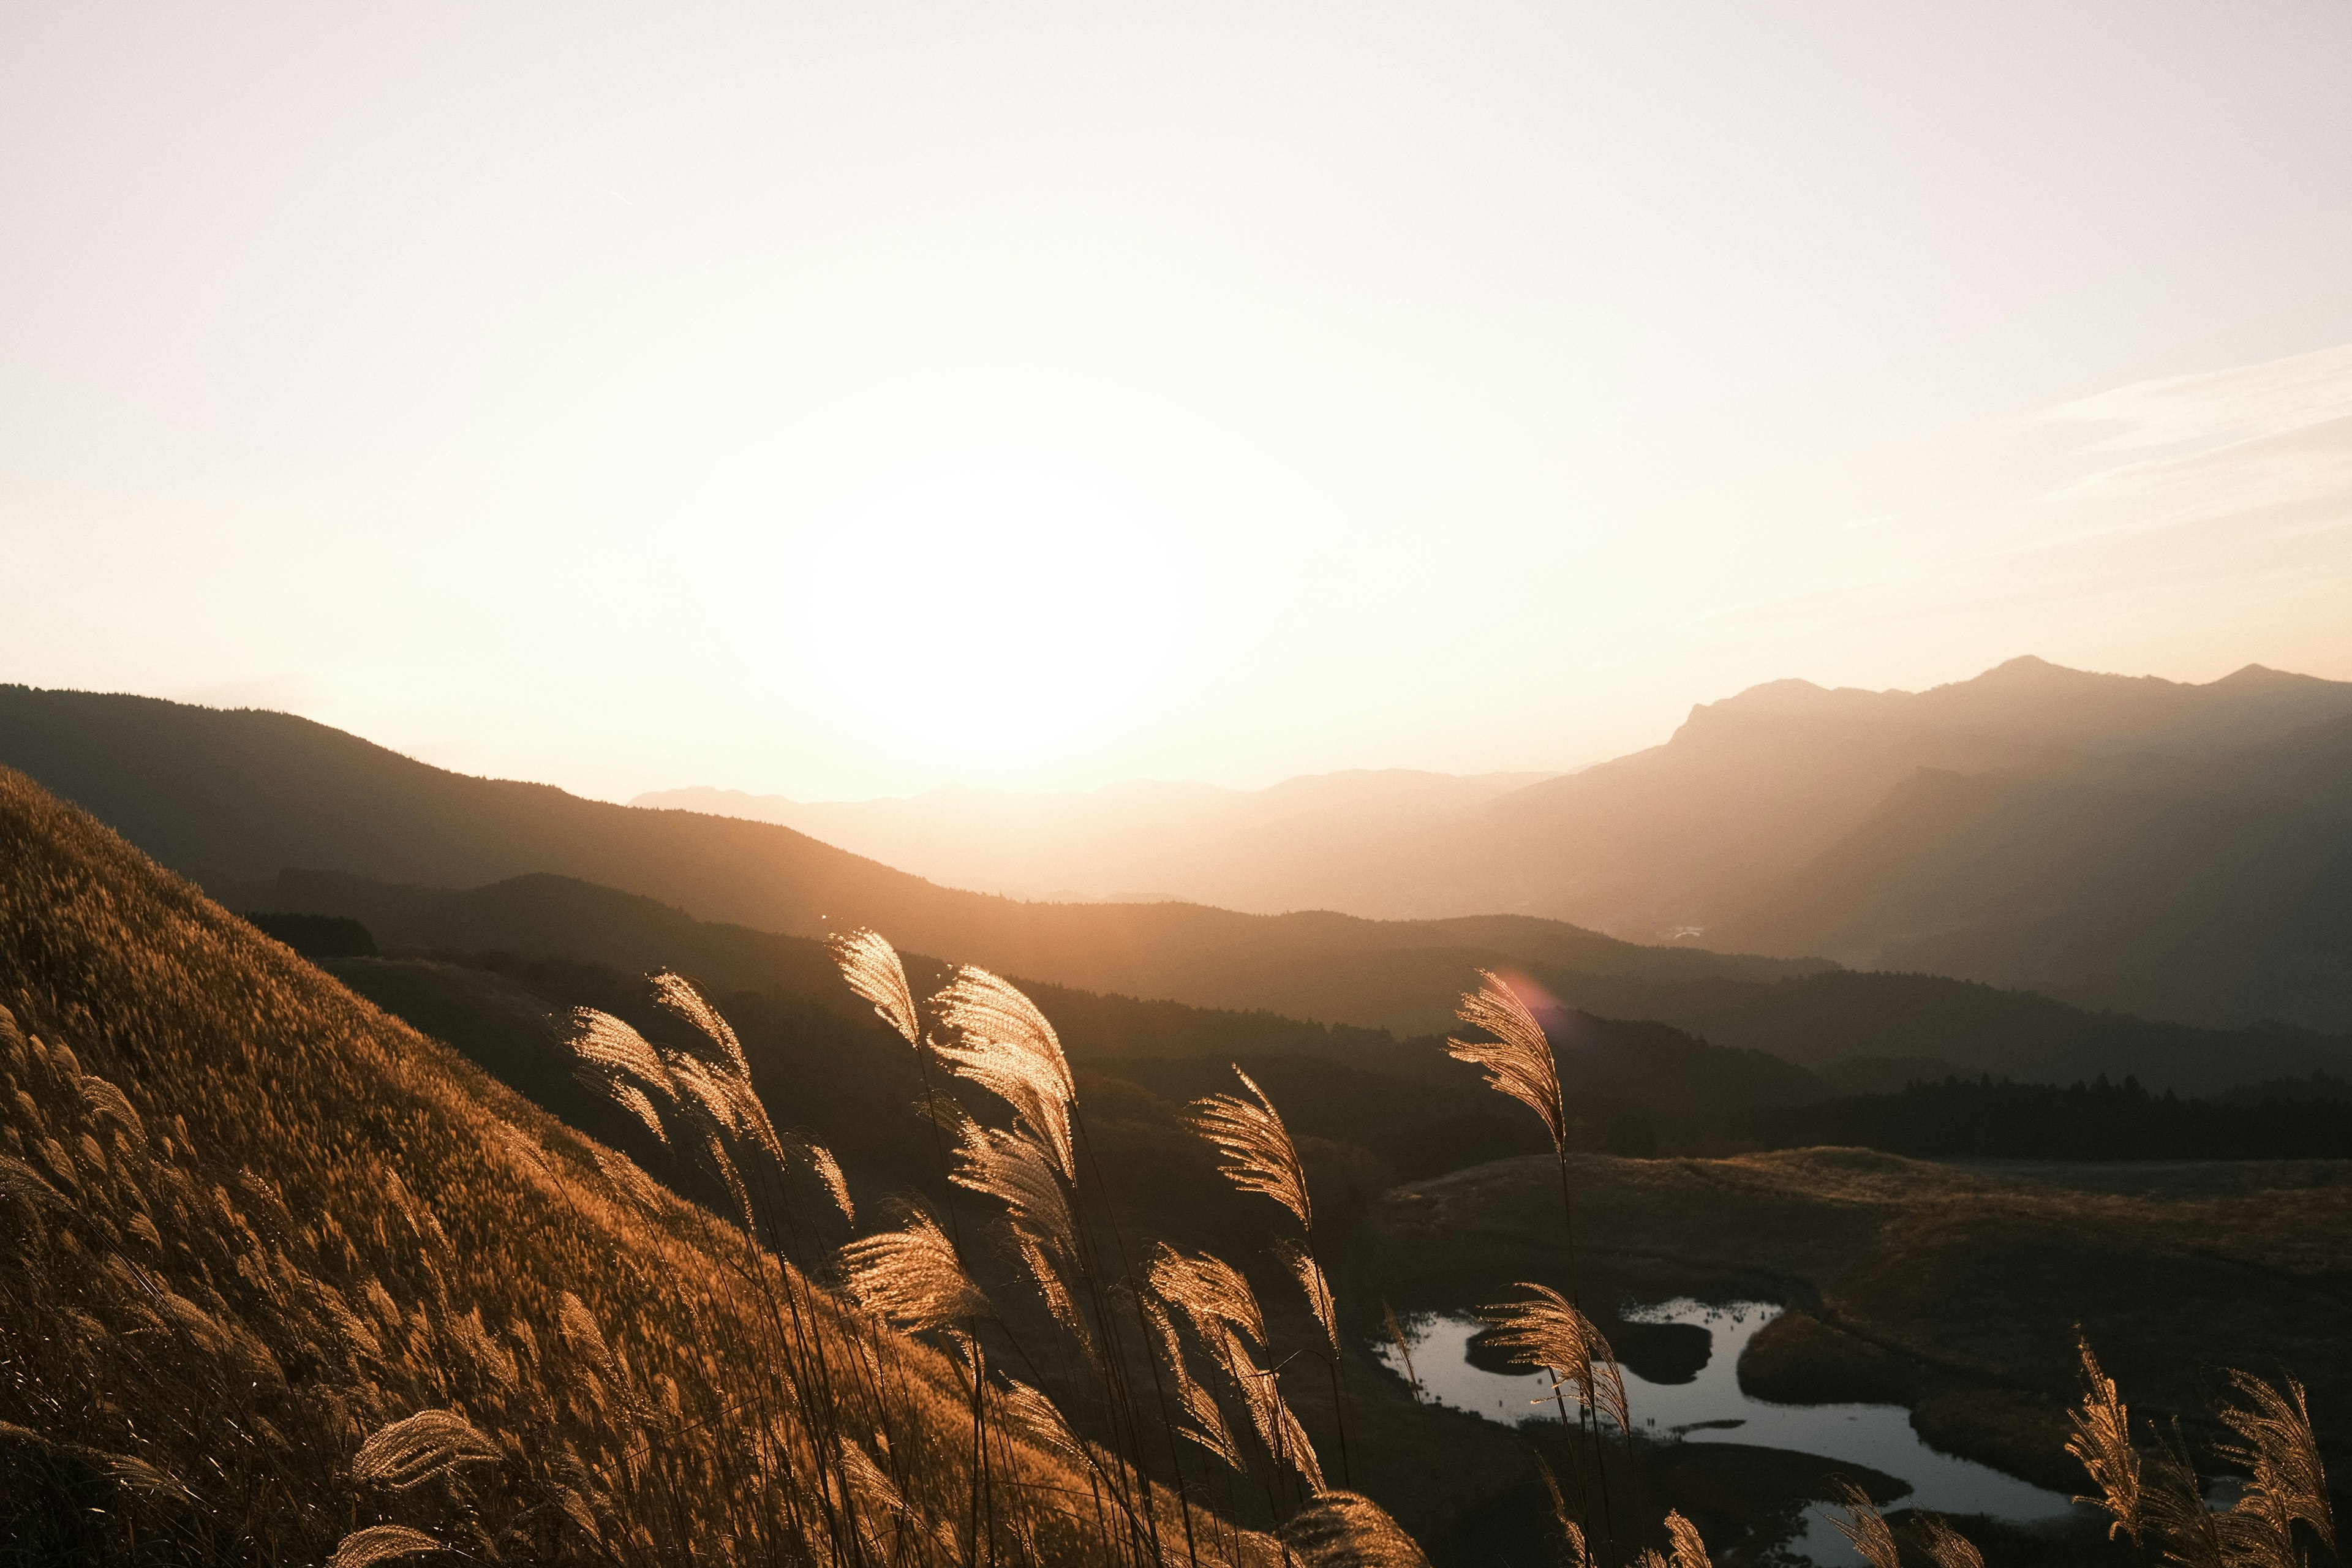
2,764 -> 2339,1568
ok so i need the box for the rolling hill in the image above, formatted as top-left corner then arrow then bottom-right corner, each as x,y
236,859 -> 2343,1107
0,683 -> 1817,1037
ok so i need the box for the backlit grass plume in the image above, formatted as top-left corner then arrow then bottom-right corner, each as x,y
1824,1482 -> 1900,1568
1283,1241 -> 1338,1353
326,1525 -> 443,1568
1144,1295 -> 1244,1472
1283,1491 -> 1430,1567
932,965 -> 1077,1179
1661,1510 -> 1709,1568
1479,1284 -> 1629,1433
828,927 -> 924,1051
2067,1335 -> 2144,1545
349,1409 -> 502,1491
1534,1455 -> 1588,1568
1150,1244 -> 1269,1352
2217,1369 -> 2335,1565
1447,970 -> 1566,1157
565,1007 -> 673,1142
840,1208 -> 989,1332
1186,1065 -> 1311,1231
1220,1323 -> 1325,1493
1918,1515 -> 1985,1568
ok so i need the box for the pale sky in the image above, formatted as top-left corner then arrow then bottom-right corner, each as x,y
5,2 -> 2350,802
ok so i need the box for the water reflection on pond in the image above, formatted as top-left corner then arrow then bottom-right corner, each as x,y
1374,1299 -> 2081,1566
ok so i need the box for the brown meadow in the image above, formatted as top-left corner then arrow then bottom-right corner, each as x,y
0,766 -> 2335,1567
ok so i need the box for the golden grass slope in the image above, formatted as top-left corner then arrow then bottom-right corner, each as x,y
0,766 -> 1241,1565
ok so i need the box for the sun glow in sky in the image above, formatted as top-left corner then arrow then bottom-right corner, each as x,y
4,4 -> 2350,799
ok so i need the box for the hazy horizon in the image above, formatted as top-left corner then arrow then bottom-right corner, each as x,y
6,3 -> 2350,805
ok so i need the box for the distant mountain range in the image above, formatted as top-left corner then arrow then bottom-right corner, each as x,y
644,658 -> 2352,1030
0,684 -> 1809,1039
634,768 -> 1560,908
9,655 -> 2348,1036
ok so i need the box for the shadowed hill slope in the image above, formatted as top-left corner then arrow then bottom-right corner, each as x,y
0,766 -> 1223,1564
1717,714 -> 2352,1030
224,859 -> 2335,1125
0,684 -> 1819,1036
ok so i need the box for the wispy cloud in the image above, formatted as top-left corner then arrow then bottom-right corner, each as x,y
1683,342 -> 2352,658
2048,341 -> 2352,456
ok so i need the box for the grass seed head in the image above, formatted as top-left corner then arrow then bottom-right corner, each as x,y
1186,1065 -> 1313,1231
1283,1490 -> 1431,1567
930,965 -> 1076,1180
827,928 -> 924,1051
1447,971 -> 1567,1157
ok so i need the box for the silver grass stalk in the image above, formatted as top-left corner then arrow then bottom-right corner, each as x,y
930,965 -> 1077,1180
649,968 -> 750,1074
566,1007 -> 671,1091
327,1525 -> 443,1568
2067,1336 -> 2145,1546
2217,1369 -> 2335,1556
1282,1491 -> 1430,1567
998,1379 -> 1088,1469
1448,970 -> 1566,1156
1479,1284 -> 1629,1431
839,1209 -> 990,1332
1283,1240 -> 1339,1354
1663,1510 -> 1709,1568
1186,1065 -> 1312,1230
1215,1323 -> 1324,1493
1534,1455 -> 1588,1568
1918,1515 -> 1985,1568
810,1144 -> 856,1224
828,928 -> 925,1050
836,1434 -> 907,1515
1144,1295 -> 1243,1472
1148,1244 -> 1269,1351
0,1153 -> 66,1212
1380,1303 -> 1420,1397
350,1409 -> 501,1491
949,1119 -> 1078,1261
1825,1482 -> 1901,1568
564,1009 -> 674,1142
1016,1231 -> 1093,1355
77,1072 -> 146,1152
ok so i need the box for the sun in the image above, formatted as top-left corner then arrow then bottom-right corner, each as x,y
797,461 -> 1188,770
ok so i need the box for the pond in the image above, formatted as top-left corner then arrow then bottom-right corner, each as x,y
1373,1298 -> 2084,1566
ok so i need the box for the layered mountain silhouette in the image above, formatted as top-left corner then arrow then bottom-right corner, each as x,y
647,658 -> 2352,1028
9,655 -> 2347,1036
0,684 -> 1809,1038
635,768 -> 1558,910
1719,707 -> 2352,1030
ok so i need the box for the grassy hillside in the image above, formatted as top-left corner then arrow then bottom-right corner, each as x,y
0,685 -> 1817,1038
0,766 -> 1234,1565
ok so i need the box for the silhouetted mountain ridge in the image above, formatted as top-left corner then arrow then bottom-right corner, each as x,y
0,684 -> 1811,1038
